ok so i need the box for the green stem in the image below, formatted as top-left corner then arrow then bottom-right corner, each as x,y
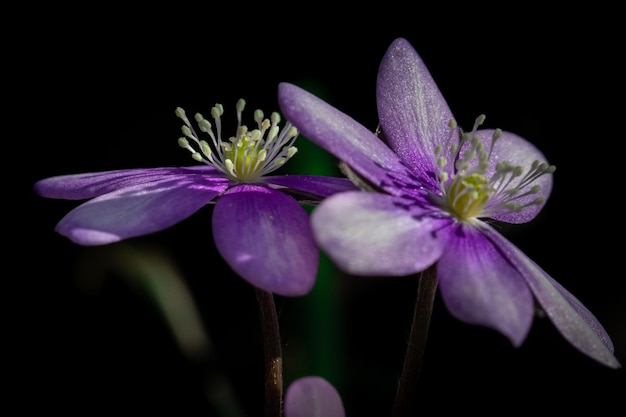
255,289 -> 283,417
391,265 -> 438,417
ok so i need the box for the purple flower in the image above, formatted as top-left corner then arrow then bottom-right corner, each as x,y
34,99 -> 356,296
278,38 -> 620,367
284,376 -> 345,417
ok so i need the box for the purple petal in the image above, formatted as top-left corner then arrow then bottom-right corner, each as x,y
376,37 -> 454,180
263,175 -> 358,199
437,223 -> 534,346
33,166 -> 225,200
278,82 -> 407,189
55,175 -> 227,245
481,223 -> 620,368
212,184 -> 318,296
475,129 -> 554,223
311,191 -> 445,276
284,376 -> 345,417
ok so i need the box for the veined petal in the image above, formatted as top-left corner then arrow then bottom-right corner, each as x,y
377,37 -> 454,180
437,223 -> 534,346
476,130 -> 553,223
212,184 -> 318,296
278,82 -> 408,188
33,166 -> 225,200
55,175 -> 226,245
481,223 -> 620,368
284,376 -> 345,417
263,175 -> 358,199
311,191 -> 445,276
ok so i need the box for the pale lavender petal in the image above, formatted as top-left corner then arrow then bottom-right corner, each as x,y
263,175 -> 358,198
278,82 -> 407,188
376,37 -> 454,182
212,184 -> 318,296
55,175 -> 227,245
33,166 -> 225,200
311,191 -> 445,276
545,275 -> 615,352
481,223 -> 620,368
437,223 -> 534,346
284,376 -> 345,417
476,130 -> 554,223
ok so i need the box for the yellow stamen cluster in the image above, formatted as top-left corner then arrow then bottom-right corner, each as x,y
175,99 -> 299,182
434,115 -> 556,222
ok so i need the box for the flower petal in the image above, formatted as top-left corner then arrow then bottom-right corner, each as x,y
311,191 -> 445,276
376,37 -> 454,181
278,82 -> 407,189
481,224 -> 621,368
212,184 -> 318,296
437,223 -> 534,346
475,129 -> 554,223
33,166 -> 225,200
55,175 -> 227,245
284,376 -> 345,417
263,175 -> 358,199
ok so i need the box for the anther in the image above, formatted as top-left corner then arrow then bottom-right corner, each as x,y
176,99 -> 300,182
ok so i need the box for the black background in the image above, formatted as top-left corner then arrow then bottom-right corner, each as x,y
11,3 -> 625,416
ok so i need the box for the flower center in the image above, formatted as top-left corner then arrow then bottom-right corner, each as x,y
175,99 -> 299,182
434,115 -> 556,222
446,172 -> 491,219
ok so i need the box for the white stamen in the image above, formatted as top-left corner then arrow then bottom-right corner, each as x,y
175,99 -> 300,182
432,115 -> 555,222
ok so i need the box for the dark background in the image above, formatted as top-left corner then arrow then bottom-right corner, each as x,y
11,3 -> 625,416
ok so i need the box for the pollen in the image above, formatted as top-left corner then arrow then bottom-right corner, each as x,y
175,99 -> 299,182
434,115 -> 556,222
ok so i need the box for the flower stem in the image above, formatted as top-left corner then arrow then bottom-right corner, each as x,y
392,265 -> 438,417
255,288 -> 283,417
